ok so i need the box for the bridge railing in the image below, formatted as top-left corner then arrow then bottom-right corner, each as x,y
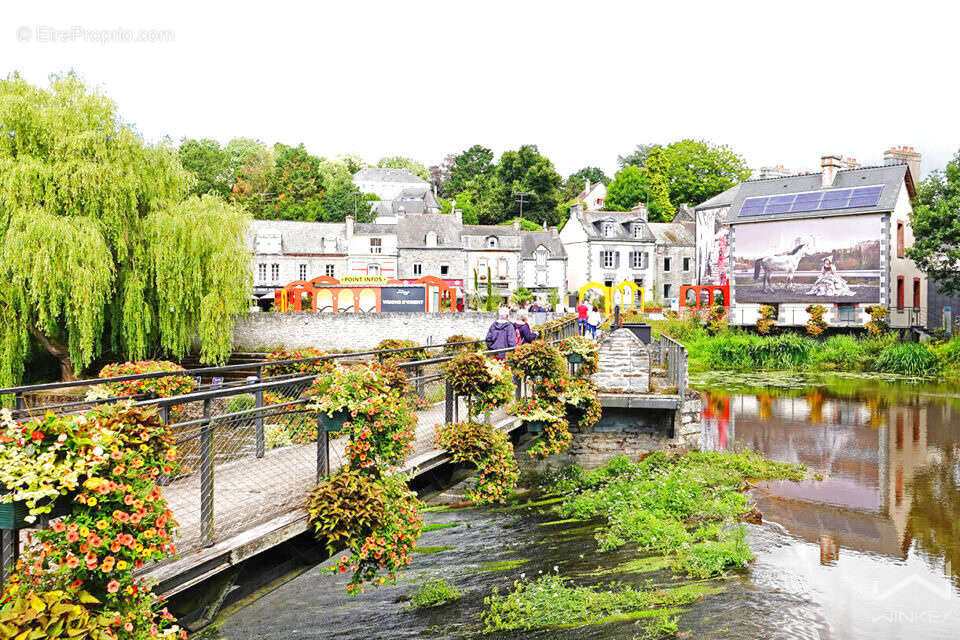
655,334 -> 688,397
1,317 -> 577,583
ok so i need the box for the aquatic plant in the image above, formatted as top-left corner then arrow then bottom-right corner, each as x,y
874,342 -> 940,377
407,578 -> 462,609
435,422 -> 519,505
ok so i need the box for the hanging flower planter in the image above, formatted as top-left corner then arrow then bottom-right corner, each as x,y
318,409 -> 351,433
0,492 -> 75,530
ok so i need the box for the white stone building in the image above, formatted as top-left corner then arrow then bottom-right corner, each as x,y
577,180 -> 607,211
346,217 -> 398,279
352,168 -> 429,201
248,220 -> 347,303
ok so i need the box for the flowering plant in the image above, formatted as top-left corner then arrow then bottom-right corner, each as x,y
508,398 -> 571,459
374,339 -> 427,364
706,305 -> 728,334
2,403 -> 186,640
0,410 -> 115,524
560,379 -> 601,429
262,348 -> 334,377
864,305 -> 889,337
435,422 -> 519,505
805,304 -> 828,336
443,335 -> 479,354
307,469 -> 422,594
97,361 -> 195,399
557,336 -> 600,376
507,342 -> 566,381
756,305 -> 777,335
442,353 -> 514,416
264,391 -> 315,445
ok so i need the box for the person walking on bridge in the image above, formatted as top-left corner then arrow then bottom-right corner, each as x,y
576,300 -> 589,335
485,307 -> 517,359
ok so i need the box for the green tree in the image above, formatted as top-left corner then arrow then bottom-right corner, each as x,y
445,145 -> 495,197
0,74 -> 251,383
322,182 -> 377,222
496,145 -> 563,226
179,138 -> 232,199
604,165 -> 648,210
618,143 -> 657,169
643,147 -> 674,221
511,287 -> 533,307
908,150 -> 960,294
232,144 -> 275,215
454,174 -> 502,225
376,156 -> 429,180
563,167 -> 610,201
262,143 -> 325,221
659,139 -> 751,206
224,137 -> 267,172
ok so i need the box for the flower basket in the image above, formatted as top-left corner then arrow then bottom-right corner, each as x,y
566,353 -> 584,365
318,409 -> 351,433
523,420 -> 549,433
0,493 -> 74,530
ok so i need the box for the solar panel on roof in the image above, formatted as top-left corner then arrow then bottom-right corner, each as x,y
739,185 -> 884,217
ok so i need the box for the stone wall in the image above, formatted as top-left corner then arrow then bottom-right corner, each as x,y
232,311 -> 561,351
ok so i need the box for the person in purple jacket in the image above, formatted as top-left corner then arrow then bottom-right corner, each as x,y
485,307 -> 517,359
513,313 -> 539,345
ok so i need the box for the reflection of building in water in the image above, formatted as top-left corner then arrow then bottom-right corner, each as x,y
700,393 -> 733,451
700,392 -> 937,563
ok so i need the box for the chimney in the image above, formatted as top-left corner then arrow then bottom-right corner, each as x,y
884,145 -> 922,185
821,154 -> 842,187
631,202 -> 648,222
513,218 -> 521,230
584,179 -> 590,196
345,215 -> 354,243
570,202 -> 584,218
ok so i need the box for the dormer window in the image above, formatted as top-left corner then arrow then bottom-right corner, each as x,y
486,236 -> 499,249
603,222 -> 615,237
633,225 -> 644,239
535,246 -> 548,266
426,231 -> 438,247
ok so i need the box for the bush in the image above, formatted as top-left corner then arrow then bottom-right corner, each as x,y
408,578 -> 461,609
375,339 -> 426,364
262,347 -> 333,377
874,342 -> 940,377
805,304 -> 827,336
506,342 -> 566,381
756,305 -> 777,335
442,353 -> 514,416
435,422 -> 519,505
443,335 -> 479,354
98,360 -> 195,398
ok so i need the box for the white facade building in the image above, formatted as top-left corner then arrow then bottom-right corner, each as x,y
353,168 -> 429,201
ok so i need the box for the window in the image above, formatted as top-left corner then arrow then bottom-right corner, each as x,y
325,264 -> 335,277
683,257 -> 691,271
299,264 -> 307,280
913,278 -> 921,308
633,225 -> 644,239
837,303 -> 857,322
270,264 -> 280,282
897,222 -> 905,258
601,250 -> 614,269
478,258 -> 488,275
663,257 -> 671,272
897,276 -> 905,309
663,284 -> 671,298
413,262 -> 423,276
603,222 -> 615,237
630,252 -> 644,269
258,264 -> 267,282
498,258 -> 508,277
370,238 -> 382,254
440,262 -> 449,276
426,231 -> 438,247
368,264 -> 380,276
536,247 -> 547,266
486,236 -> 498,249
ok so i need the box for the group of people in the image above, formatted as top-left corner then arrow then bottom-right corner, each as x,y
484,307 -> 540,358
576,301 -> 603,338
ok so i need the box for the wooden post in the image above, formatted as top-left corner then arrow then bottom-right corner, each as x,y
200,398 -> 214,547
316,416 -> 329,482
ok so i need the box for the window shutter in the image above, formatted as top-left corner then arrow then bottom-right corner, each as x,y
615,252 -> 620,268
628,251 -> 634,267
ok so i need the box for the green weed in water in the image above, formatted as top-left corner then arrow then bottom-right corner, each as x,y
413,546 -> 455,554
407,578 -> 462,609
420,522 -> 460,533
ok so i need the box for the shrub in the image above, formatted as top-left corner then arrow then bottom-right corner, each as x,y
435,422 -> 519,505
307,469 -> 423,593
443,335 -> 479,354
805,304 -> 828,336
756,305 -> 777,335
98,360 -> 195,399
262,348 -> 334,377
874,342 -> 940,377
442,353 -> 514,416
864,305 -> 889,337
506,342 -> 566,381
375,339 -> 426,364
706,305 -> 728,334
408,578 -> 461,609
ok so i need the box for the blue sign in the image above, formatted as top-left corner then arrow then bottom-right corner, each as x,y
381,287 -> 426,312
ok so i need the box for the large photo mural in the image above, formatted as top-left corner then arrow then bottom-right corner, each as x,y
696,208 -> 731,286
733,214 -> 882,304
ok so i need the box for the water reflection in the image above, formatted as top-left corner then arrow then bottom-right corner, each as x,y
700,378 -> 960,638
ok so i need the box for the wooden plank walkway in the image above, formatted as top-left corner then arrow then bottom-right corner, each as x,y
144,399 -> 510,595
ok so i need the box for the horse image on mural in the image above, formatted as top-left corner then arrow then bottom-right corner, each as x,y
734,216 -> 882,303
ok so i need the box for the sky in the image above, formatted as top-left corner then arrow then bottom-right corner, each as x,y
3,0 -> 958,182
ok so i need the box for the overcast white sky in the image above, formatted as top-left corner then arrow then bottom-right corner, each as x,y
3,0 -> 958,180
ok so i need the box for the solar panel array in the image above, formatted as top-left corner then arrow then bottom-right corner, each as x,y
739,185 -> 884,217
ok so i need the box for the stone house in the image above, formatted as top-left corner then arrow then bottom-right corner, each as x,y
352,168 -> 428,201
346,217 -> 398,279
248,220 -> 348,304
461,224 -> 523,304
371,186 -> 442,224
518,228 -> 567,304
396,213 -> 466,288
577,180 -> 607,211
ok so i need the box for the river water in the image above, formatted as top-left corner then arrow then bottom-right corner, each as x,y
210,374 -> 960,639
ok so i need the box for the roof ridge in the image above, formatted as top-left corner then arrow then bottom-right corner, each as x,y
744,163 -> 904,184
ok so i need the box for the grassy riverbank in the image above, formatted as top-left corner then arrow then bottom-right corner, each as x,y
649,316 -> 960,379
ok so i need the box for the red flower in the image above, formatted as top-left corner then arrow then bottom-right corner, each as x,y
30,430 -> 44,441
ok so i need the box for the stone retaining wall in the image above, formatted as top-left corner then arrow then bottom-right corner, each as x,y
232,311 -> 561,351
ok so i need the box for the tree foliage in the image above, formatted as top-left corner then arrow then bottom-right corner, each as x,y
563,167 -> 609,201
604,166 -> 648,211
178,138 -> 233,199
445,145 -> 495,197
376,156 -> 429,180
496,145 -> 563,226
0,74 -> 251,383
643,147 -> 675,221
908,150 -> 960,295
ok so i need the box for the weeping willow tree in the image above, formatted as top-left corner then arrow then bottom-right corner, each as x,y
0,73 -> 251,383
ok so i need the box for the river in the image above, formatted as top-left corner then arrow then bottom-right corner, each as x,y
208,373 -> 960,639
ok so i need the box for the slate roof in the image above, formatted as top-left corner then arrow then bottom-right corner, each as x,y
354,223 -> 397,234
578,211 -> 656,242
694,184 -> 741,211
461,225 -> 523,250
519,230 -> 566,258
353,168 -> 428,184
647,222 -> 694,246
728,164 -> 910,224
247,219 -> 345,254
397,215 -> 463,248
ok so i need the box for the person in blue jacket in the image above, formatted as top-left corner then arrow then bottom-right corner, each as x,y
485,307 -> 517,359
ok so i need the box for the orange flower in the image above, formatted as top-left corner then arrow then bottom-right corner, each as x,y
52,521 -> 66,533
66,555 -> 80,569
107,580 -> 120,593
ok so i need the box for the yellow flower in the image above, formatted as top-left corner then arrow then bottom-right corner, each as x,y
83,477 -> 102,490
87,498 -> 97,507
116,560 -> 128,570
78,526 -> 90,537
